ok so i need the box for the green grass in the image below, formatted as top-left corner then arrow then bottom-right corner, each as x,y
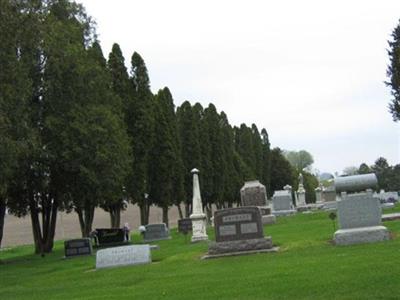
1,205 -> 400,300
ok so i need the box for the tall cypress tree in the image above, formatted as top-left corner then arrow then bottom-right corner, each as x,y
0,0 -> 34,248
128,52 -> 154,225
176,101 -> 201,216
387,20 -> 400,122
261,128 -> 272,197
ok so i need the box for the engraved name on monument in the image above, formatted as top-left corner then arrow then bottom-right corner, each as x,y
214,207 -> 263,242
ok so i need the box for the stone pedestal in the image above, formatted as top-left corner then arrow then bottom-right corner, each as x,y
315,187 -> 322,203
296,184 -> 306,207
190,168 -> 208,243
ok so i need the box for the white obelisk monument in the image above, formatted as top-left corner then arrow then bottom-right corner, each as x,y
190,168 -> 208,242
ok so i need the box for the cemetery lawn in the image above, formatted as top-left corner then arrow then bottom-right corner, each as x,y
1,205 -> 400,300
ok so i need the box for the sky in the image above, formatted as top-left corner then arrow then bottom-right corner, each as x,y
77,0 -> 400,175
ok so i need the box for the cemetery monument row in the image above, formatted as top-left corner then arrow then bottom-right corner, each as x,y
205,206 -> 278,258
333,174 -> 390,245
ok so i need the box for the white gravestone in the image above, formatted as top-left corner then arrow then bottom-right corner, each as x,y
96,245 -> 151,269
334,190 -> 389,246
272,190 -> 296,216
190,168 -> 208,242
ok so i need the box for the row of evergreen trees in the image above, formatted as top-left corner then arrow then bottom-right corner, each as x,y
0,0 -> 304,254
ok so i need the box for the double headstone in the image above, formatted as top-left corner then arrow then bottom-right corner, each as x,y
64,238 -> 92,258
143,223 -> 171,242
240,180 -> 276,224
333,181 -> 390,245
206,206 -> 277,257
96,245 -> 151,269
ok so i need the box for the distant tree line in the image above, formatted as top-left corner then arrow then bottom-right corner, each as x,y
0,0 -> 310,253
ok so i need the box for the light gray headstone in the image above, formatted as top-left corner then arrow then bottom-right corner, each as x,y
272,190 -> 293,211
96,245 -> 151,269
337,191 -> 382,229
143,223 -> 170,242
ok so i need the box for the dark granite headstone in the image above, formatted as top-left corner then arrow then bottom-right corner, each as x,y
143,223 -> 170,242
178,218 -> 192,234
240,181 -> 267,207
95,228 -> 126,246
206,206 -> 275,257
64,238 -> 92,258
214,206 -> 264,242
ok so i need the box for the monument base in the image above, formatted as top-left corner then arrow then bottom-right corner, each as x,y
261,214 -> 276,225
322,201 -> 337,211
334,226 -> 390,246
382,212 -> 400,222
208,237 -> 273,255
272,209 -> 296,216
190,216 -> 208,243
191,234 -> 208,243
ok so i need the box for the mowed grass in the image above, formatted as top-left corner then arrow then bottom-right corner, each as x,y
1,204 -> 400,300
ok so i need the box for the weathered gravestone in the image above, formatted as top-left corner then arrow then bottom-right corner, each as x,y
143,223 -> 171,242
96,245 -> 151,269
240,180 -> 276,224
334,189 -> 390,245
240,180 -> 267,207
178,218 -> 192,234
205,206 -> 278,258
64,238 -> 92,258
94,228 -> 126,247
272,190 -> 296,216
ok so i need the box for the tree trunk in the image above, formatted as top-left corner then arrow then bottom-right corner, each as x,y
109,206 -> 121,228
76,205 -> 95,237
176,203 -> 183,219
0,199 -> 6,248
162,206 -> 169,227
184,202 -> 191,217
29,194 -> 58,254
206,203 -> 213,225
139,201 -> 150,225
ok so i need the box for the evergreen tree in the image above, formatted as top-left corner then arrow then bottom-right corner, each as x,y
260,128 -> 272,197
128,52 -> 154,225
235,124 -> 257,179
270,148 -> 295,193
0,0 -> 34,247
386,20 -> 400,121
176,101 -> 201,216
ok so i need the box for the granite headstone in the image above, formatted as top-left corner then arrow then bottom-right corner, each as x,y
206,206 -> 276,257
334,190 -> 389,245
64,238 -> 92,258
143,223 -> 170,242
96,245 -> 151,269
240,180 -> 267,207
